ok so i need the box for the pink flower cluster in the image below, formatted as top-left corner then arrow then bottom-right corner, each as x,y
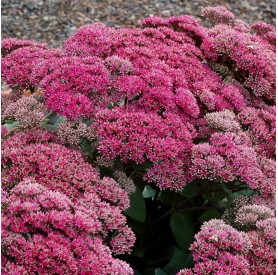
94,108 -> 193,190
57,120 -> 96,146
178,219 -> 251,274
238,106 -> 276,158
187,132 -> 275,197
178,202 -> 276,274
205,110 -> 241,132
1,6 -> 275,192
2,45 -> 65,90
2,94 -> 48,130
202,6 -> 235,26
1,37 -> 47,58
2,178 -> 133,274
2,131 -> 135,273
1,6 -> 276,274
251,21 -> 276,46
33,56 -> 110,119
201,10 -> 275,101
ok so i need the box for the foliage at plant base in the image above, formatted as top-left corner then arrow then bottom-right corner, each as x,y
1,5 -> 275,275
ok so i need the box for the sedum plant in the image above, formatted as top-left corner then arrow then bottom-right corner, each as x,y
1,5 -> 275,274
2,130 -> 135,274
178,197 -> 275,274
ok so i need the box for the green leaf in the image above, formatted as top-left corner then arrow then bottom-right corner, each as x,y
131,244 -> 149,258
204,190 -> 227,202
179,181 -> 197,198
198,209 -> 220,223
4,121 -> 19,130
83,118 -> 93,126
44,124 -> 58,130
154,268 -> 168,275
142,185 -> 156,198
134,270 -> 142,275
124,184 -> 146,222
55,116 -> 67,125
80,141 -> 93,154
231,188 -> 256,199
163,246 -> 192,274
183,253 -> 194,268
220,183 -> 233,195
47,113 -> 59,124
40,119 -> 50,126
4,120 -> 15,124
170,212 -> 194,252
46,111 -> 56,118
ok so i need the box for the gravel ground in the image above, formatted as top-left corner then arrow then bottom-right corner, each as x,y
1,0 -> 276,48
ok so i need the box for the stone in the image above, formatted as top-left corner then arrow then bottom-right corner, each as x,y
161,10 -> 171,17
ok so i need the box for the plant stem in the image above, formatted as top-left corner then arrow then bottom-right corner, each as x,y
153,189 -> 160,202
152,208 -> 175,226
129,169 -> 138,179
175,197 -> 189,209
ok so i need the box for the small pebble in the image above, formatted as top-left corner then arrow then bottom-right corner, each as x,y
161,10 -> 171,17
1,0 -> 275,48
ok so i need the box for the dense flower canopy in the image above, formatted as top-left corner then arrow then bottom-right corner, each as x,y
1,5 -> 276,274
2,178 -> 134,274
2,5 -> 275,194
2,130 -> 135,273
